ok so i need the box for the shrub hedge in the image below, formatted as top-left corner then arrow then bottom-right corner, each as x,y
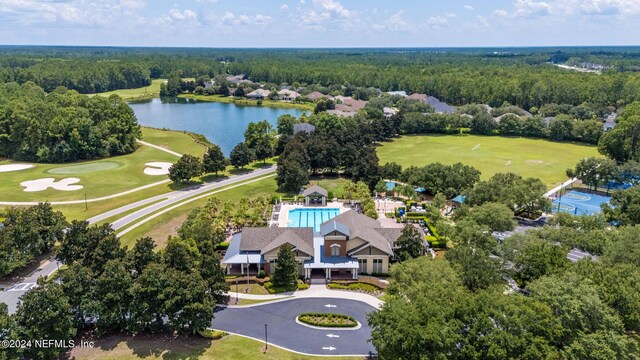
298,313 -> 358,328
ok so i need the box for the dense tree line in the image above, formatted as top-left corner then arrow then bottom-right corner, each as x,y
1,220 -> 229,359
369,214 -> 640,359
0,203 -> 66,277
0,82 -> 140,162
2,47 -> 640,108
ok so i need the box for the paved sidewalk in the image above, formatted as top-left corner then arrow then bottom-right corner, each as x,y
227,284 -> 384,309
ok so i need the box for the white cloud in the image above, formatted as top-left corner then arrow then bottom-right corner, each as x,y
0,0 -> 148,26
168,9 -> 198,21
514,0 -> 551,17
464,5 -> 474,11
493,9 -> 509,17
372,11 -> 410,31
298,0 -> 355,29
313,0 -> 351,18
426,15 -> 449,29
492,1 -> 550,18
280,4 -> 289,10
214,11 -> 272,26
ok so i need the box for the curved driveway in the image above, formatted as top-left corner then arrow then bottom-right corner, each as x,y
212,298 -> 377,356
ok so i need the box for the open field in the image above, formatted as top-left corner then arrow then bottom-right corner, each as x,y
181,94 -> 314,111
90,79 -> 165,100
141,127 -> 208,157
68,334 -> 357,360
377,135 -> 602,188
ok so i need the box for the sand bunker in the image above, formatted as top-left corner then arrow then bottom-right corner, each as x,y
0,164 -> 34,172
472,144 -> 480,151
144,162 -> 172,176
21,178 -> 83,192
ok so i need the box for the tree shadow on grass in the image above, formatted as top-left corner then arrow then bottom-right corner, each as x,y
200,174 -> 229,183
229,168 -> 252,176
63,332 -> 212,360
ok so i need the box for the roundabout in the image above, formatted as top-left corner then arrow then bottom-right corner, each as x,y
211,297 -> 376,356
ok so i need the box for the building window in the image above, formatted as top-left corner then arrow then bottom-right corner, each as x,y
373,259 -> 383,274
331,244 -> 340,256
358,259 -> 368,273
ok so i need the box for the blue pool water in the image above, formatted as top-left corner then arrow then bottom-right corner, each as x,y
288,208 -> 340,232
552,190 -> 611,216
386,181 -> 397,191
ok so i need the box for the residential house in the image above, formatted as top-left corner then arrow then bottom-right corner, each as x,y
603,112 -> 617,131
307,91 -> 327,101
383,107 -> 399,118
426,96 -> 456,114
407,93 -> 428,101
387,91 -> 407,97
246,89 -> 271,100
278,89 -> 301,101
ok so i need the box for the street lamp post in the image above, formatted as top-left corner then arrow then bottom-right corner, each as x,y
235,280 -> 238,304
264,324 -> 268,352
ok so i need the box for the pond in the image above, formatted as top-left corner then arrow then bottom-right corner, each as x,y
128,97 -> 306,155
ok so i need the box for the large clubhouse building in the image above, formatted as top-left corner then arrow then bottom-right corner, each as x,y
223,192 -> 409,280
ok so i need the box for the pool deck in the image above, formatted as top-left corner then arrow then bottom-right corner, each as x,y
277,202 -> 350,228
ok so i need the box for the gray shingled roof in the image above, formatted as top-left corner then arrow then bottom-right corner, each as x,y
261,229 -> 314,256
320,220 -> 350,237
320,211 -> 394,255
303,185 -> 328,197
239,227 -> 314,256
427,96 -> 456,114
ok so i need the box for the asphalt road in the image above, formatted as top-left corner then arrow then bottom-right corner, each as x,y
0,259 -> 60,314
211,298 -> 377,356
1,165 -> 276,314
88,165 -> 276,231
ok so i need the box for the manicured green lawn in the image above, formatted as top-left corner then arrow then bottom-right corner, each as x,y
180,94 -> 314,111
377,135 -> 602,188
68,334 -> 356,360
141,127 -> 208,157
90,79 -> 165,100
0,144 -> 178,203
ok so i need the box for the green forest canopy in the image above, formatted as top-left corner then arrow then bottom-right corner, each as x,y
0,82 -> 140,163
1,46 -> 640,108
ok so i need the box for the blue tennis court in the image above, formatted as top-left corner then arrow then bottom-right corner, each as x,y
288,208 -> 340,232
552,190 -> 611,216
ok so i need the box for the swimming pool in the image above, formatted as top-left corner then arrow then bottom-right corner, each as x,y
552,190 -> 611,216
288,208 -> 341,232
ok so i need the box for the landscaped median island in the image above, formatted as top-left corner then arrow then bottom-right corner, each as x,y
327,277 -> 388,296
226,276 -> 309,295
297,313 -> 359,329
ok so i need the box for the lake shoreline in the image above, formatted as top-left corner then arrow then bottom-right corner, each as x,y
178,94 -> 314,111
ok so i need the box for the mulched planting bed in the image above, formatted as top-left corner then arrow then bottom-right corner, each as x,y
297,313 -> 358,328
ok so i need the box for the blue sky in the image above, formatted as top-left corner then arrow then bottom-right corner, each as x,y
0,0 -> 638,47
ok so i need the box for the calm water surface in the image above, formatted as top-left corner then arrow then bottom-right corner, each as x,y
129,97 -> 305,155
